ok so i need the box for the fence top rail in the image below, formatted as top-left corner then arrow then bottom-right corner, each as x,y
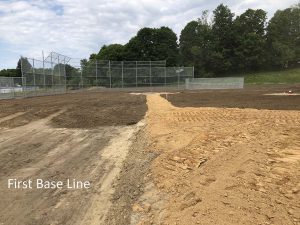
80,65 -> 194,69
0,77 -> 13,80
86,60 -> 167,67
22,57 -> 63,65
44,52 -> 72,64
188,77 -> 244,79
89,60 -> 166,63
22,57 -> 168,67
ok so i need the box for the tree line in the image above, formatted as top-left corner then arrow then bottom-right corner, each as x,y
0,60 -> 21,77
89,3 -> 300,77
1,3 -> 299,78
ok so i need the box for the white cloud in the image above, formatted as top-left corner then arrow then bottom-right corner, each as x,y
0,0 -> 297,69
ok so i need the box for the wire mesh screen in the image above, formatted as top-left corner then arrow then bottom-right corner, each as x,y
67,60 -> 194,89
185,77 -> 244,90
0,77 -> 26,99
0,54 -> 195,100
20,57 -> 66,97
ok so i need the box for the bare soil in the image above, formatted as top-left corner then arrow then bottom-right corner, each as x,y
1,86 -> 300,225
135,89 -> 300,225
0,91 -> 148,225
0,91 -> 147,128
164,84 -> 300,110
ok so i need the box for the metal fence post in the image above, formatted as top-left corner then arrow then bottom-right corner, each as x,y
95,60 -> 98,86
164,66 -> 167,87
51,53 -> 54,93
192,66 -> 195,78
58,55 -> 60,76
23,76 -> 26,98
99,61 -> 101,87
42,51 -> 46,91
136,61 -> 138,87
33,59 -> 37,96
12,77 -> 15,99
121,61 -> 124,88
58,56 -> 60,94
150,61 -> 152,87
177,67 -> 180,89
20,56 -> 26,98
63,58 -> 66,93
80,69 -> 83,89
109,60 -> 111,88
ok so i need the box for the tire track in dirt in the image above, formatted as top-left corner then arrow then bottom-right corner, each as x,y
133,93 -> 300,225
0,110 -> 145,225
0,112 -> 26,124
79,121 -> 145,225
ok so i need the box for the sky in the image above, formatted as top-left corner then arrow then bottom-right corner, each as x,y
0,0 -> 298,69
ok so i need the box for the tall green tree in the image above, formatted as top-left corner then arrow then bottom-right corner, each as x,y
153,26 -> 179,65
124,28 -> 154,60
211,4 -> 235,74
266,4 -> 300,68
179,11 -> 213,76
95,44 -> 125,61
233,9 -> 267,71
0,59 -> 22,77
124,27 -> 178,65
0,69 -> 18,77
179,20 -> 200,66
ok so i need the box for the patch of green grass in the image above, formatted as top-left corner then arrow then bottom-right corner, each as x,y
244,68 -> 300,84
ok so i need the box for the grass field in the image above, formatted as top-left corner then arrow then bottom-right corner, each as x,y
244,68 -> 300,84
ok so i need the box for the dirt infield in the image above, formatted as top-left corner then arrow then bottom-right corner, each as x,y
0,92 -> 147,225
0,87 -> 299,225
0,91 -> 147,128
164,85 -> 300,110
135,91 -> 300,225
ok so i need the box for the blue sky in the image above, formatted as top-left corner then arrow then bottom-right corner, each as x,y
0,0 -> 298,69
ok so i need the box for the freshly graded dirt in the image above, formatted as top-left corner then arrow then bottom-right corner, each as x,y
0,91 -> 148,225
164,84 -> 300,110
1,87 -> 300,225
104,127 -> 158,225
0,91 -> 147,128
135,93 -> 300,225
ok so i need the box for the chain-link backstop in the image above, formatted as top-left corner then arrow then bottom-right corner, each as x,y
21,56 -> 67,97
0,52 -> 195,99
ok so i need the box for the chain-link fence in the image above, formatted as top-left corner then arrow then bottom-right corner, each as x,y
21,57 -> 66,97
67,60 -> 194,89
185,77 -> 244,90
0,77 -> 26,99
0,53 -> 195,100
